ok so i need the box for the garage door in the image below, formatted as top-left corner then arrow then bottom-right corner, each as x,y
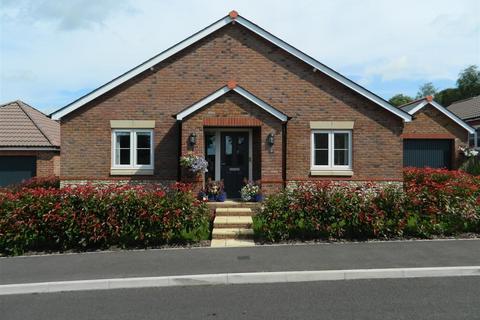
403,139 -> 452,169
0,156 -> 36,187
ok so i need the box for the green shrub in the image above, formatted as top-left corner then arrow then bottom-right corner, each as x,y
0,183 -> 210,256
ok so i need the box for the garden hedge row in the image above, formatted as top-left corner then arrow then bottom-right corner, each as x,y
254,168 -> 480,241
0,183 -> 210,255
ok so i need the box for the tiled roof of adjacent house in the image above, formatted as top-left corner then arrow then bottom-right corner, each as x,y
0,100 -> 60,148
447,95 -> 480,120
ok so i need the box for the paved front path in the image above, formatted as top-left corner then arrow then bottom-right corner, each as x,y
1,239 -> 479,285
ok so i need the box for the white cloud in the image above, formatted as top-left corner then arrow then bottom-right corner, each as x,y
0,0 -> 479,113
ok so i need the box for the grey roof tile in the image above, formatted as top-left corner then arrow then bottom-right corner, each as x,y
447,95 -> 480,120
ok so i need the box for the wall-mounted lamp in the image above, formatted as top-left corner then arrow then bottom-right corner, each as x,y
267,133 -> 275,146
189,133 -> 197,146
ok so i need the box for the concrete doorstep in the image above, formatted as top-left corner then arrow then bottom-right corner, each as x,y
1,266 -> 479,296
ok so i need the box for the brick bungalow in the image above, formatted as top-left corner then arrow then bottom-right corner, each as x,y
0,100 -> 60,187
50,11 -> 474,197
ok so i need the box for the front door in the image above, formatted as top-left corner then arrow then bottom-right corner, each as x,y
221,132 -> 249,198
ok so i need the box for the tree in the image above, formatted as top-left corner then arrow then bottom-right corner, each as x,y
416,82 -> 437,99
457,65 -> 480,99
434,88 -> 461,106
389,94 -> 413,107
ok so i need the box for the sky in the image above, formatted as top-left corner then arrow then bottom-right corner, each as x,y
1,0 -> 479,114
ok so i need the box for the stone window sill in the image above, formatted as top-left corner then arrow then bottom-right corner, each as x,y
110,168 -> 154,176
310,170 -> 353,177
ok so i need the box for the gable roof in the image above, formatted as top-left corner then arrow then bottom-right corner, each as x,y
447,95 -> 480,120
0,100 -> 60,149
175,81 -> 289,121
51,11 -> 412,122
399,96 -> 475,134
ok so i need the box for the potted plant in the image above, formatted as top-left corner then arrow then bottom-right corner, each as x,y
205,178 -> 226,202
240,179 -> 262,202
180,153 -> 208,178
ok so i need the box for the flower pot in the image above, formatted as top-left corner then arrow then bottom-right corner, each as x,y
215,192 -> 226,202
208,194 -> 216,202
253,194 -> 263,202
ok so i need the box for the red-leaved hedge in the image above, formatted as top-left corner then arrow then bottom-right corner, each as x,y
0,183 -> 210,255
254,168 -> 480,241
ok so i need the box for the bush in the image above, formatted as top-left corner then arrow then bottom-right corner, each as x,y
0,183 -> 210,256
255,169 -> 480,242
16,176 -> 60,190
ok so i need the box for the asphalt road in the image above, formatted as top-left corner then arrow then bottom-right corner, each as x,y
2,240 -> 480,285
2,277 -> 479,320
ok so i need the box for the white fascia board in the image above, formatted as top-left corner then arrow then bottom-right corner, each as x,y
235,17 -> 412,123
233,86 -> 288,122
51,17 -> 232,120
176,86 -> 288,122
176,86 -> 230,120
408,101 -> 475,134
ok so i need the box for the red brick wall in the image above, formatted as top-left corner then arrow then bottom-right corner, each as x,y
60,23 -> 405,185
0,150 -> 60,177
402,104 -> 469,168
181,92 -> 283,193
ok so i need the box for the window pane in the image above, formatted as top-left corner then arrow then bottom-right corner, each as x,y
119,149 -> 130,165
314,150 -> 328,166
334,133 -> 348,149
334,149 -> 349,166
137,149 -> 150,165
314,133 -> 328,149
116,132 -> 130,149
137,133 -> 151,149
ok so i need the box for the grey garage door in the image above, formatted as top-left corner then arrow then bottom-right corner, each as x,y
0,156 -> 36,187
403,139 -> 452,169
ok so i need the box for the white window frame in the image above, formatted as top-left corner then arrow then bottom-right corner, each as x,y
311,130 -> 352,171
111,129 -> 154,170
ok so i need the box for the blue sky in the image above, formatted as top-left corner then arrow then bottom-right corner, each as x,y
1,0 -> 479,114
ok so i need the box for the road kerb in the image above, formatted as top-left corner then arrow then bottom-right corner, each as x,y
1,266 -> 479,295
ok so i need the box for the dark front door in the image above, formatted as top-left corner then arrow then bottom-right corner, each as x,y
403,139 -> 452,169
221,132 -> 249,198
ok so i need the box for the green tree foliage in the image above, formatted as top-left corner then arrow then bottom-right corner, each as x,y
416,82 -> 437,99
390,65 -> 480,107
457,65 -> 480,98
388,94 -> 414,107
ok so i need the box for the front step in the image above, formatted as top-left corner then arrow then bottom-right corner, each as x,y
214,216 -> 253,228
215,208 -> 253,216
212,228 -> 254,239
211,207 -> 255,247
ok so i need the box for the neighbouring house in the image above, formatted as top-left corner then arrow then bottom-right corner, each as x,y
49,11 -> 473,197
447,95 -> 480,149
399,96 -> 474,169
0,100 -> 60,187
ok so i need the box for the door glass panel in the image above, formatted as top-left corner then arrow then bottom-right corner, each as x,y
224,135 -> 233,166
205,133 -> 216,180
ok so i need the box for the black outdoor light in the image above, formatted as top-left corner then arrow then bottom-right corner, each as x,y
267,133 -> 275,146
189,133 -> 197,146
